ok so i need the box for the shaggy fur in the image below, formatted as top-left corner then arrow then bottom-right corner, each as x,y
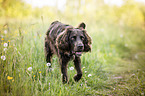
44,21 -> 92,83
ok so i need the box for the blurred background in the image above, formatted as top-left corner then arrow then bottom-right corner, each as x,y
0,0 -> 145,27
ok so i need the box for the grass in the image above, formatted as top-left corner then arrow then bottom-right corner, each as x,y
0,19 -> 145,95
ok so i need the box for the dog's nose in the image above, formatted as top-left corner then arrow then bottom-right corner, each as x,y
77,44 -> 84,50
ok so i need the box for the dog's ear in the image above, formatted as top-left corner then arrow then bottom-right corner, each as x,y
78,22 -> 86,29
83,30 -> 92,52
56,27 -> 72,51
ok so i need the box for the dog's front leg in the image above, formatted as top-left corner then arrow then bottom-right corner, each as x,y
73,57 -> 82,82
60,57 -> 69,83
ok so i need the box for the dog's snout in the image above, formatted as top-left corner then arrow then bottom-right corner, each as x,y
77,43 -> 84,50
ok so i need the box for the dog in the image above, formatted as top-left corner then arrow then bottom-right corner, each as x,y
44,21 -> 92,83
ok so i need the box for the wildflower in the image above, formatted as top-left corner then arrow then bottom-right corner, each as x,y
1,56 -> 6,60
4,43 -> 8,47
69,67 -> 74,70
109,53 -> 112,56
120,34 -> 123,38
34,75 -> 35,77
85,71 -> 87,73
46,63 -> 51,66
1,35 -> 4,38
80,84 -> 83,86
125,44 -> 128,47
27,67 -> 32,71
135,54 -> 138,59
7,76 -> 13,80
39,71 -> 41,73
12,80 -> 14,82
8,40 -> 10,42
4,30 -> 7,34
1,38 -> 4,40
88,74 -> 92,77
4,48 -> 7,51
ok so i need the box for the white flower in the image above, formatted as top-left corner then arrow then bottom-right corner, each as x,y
4,48 -> 7,51
27,67 -> 32,71
1,35 -> 4,38
4,43 -> 8,47
46,63 -> 51,66
125,44 -> 128,47
85,71 -> 87,73
69,67 -> 74,70
82,67 -> 85,69
88,74 -> 92,77
120,34 -> 123,38
135,54 -> 138,59
1,56 -> 6,60
4,30 -> 7,34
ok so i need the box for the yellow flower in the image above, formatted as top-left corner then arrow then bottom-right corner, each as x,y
8,40 -> 10,42
7,76 -> 13,80
34,75 -> 35,77
109,53 -> 112,56
34,36 -> 36,38
12,80 -> 14,82
1,38 -> 4,40
39,71 -> 41,73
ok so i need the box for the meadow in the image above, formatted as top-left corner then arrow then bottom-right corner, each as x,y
0,18 -> 145,96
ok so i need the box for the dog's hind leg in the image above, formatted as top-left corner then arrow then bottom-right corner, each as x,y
44,38 -> 53,66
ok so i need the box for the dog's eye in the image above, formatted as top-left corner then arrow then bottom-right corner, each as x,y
80,36 -> 85,40
71,36 -> 76,40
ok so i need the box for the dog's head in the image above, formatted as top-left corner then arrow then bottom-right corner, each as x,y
57,22 -> 92,57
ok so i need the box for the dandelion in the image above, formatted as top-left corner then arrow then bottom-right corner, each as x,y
8,40 -> 10,42
125,44 -> 128,47
120,34 -> 123,38
4,43 -> 8,47
4,48 -> 7,51
39,71 -> 41,73
69,67 -> 74,70
46,63 -> 51,66
88,74 -> 92,77
1,56 -> 6,60
7,76 -> 13,80
1,38 -> 4,40
135,54 -> 138,59
34,75 -> 35,77
4,30 -> 7,34
27,67 -> 32,71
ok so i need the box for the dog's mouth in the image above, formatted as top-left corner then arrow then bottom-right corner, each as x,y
75,52 -> 82,57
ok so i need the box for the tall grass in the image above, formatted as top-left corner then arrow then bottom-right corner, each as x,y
0,19 -> 145,95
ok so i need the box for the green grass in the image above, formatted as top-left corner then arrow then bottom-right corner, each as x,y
0,19 -> 145,96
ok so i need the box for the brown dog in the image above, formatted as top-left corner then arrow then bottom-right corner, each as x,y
44,21 -> 92,83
